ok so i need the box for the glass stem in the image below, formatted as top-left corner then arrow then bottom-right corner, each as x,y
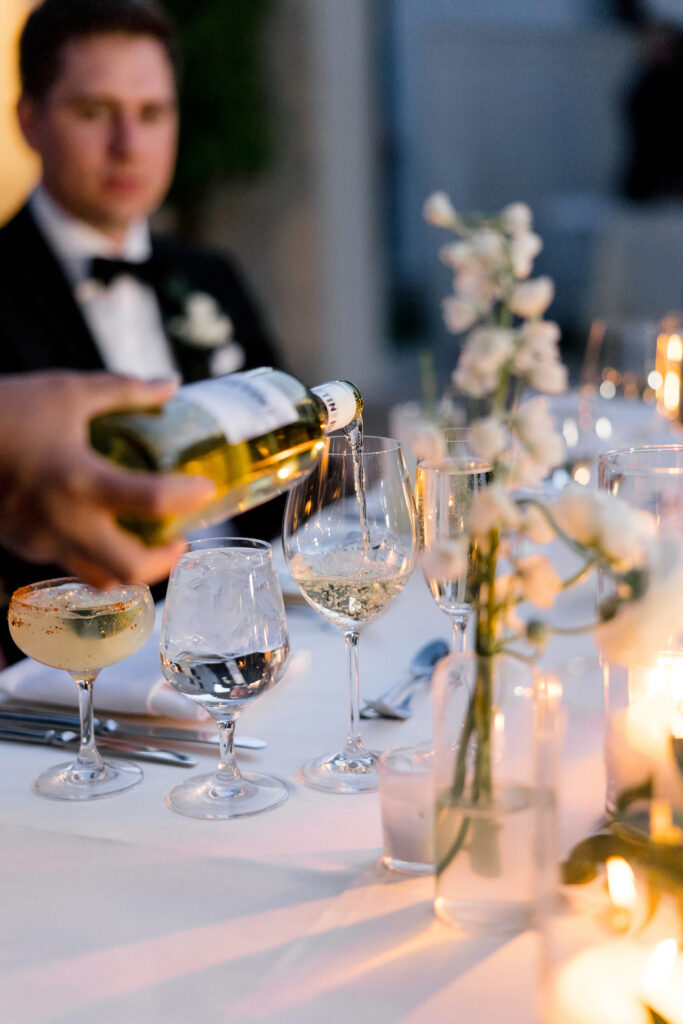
344,629 -> 363,754
452,613 -> 470,654
214,718 -> 241,783
74,674 -> 103,769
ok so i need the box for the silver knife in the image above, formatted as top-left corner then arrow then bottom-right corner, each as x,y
0,725 -> 197,767
0,708 -> 266,749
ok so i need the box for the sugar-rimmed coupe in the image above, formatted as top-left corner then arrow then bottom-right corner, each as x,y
8,578 -> 155,800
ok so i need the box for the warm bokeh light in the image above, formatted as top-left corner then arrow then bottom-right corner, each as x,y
606,856 -> 638,910
641,939 -> 679,1002
0,0 -> 39,225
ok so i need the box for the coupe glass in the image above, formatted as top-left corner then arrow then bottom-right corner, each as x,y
282,435 -> 418,793
8,578 -> 154,800
160,537 -> 290,819
416,455 -> 493,652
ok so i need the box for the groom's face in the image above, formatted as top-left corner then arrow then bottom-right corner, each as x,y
18,32 -> 179,243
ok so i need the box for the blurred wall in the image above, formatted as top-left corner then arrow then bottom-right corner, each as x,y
0,0 -> 39,224
185,0 -> 388,422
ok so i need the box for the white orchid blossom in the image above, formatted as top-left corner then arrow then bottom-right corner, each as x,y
500,202 -> 533,236
422,194 -> 683,680
509,276 -> 555,319
515,554 -> 563,608
423,191 -> 459,229
469,417 -> 508,461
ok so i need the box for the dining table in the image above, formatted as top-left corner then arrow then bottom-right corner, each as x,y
0,530 -> 610,1024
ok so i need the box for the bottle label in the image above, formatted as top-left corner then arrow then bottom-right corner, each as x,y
311,382 -> 358,432
183,373 -> 298,443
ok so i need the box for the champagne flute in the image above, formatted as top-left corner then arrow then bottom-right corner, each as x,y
8,578 -> 155,800
160,537 -> 290,819
416,455 -> 493,652
282,435 -> 418,793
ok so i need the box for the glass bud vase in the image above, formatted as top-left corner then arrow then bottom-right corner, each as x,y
432,650 -> 556,935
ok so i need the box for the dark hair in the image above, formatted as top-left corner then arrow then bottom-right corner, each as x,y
19,0 -> 180,101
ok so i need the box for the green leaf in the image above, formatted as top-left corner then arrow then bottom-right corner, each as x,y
615,778 -> 654,814
644,1006 -> 671,1024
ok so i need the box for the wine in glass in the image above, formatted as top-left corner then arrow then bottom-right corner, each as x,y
8,578 -> 155,799
160,537 -> 290,819
283,435 -> 418,793
416,455 -> 493,651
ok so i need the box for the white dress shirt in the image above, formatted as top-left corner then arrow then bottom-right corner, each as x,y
28,186 -> 178,380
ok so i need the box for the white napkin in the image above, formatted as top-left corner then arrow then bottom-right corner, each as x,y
0,609 -> 310,720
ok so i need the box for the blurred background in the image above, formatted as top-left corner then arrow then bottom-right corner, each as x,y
2,0 -> 682,432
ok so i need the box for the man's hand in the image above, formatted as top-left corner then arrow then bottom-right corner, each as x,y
0,371 -> 216,588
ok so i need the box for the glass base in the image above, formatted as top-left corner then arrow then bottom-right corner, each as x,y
382,854 -> 433,876
298,749 -> 379,793
165,770 -> 289,819
33,758 -> 143,801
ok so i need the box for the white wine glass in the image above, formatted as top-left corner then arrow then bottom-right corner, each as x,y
416,455 -> 493,652
282,435 -> 418,793
160,537 -> 290,819
8,578 -> 155,800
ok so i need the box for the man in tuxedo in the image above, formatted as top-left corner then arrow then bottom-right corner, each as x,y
0,0 -> 284,662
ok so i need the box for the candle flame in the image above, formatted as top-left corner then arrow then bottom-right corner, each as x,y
642,938 -> 678,999
606,857 -> 638,909
666,334 -> 683,361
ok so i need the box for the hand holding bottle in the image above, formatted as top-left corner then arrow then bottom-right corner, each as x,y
0,371 -> 216,588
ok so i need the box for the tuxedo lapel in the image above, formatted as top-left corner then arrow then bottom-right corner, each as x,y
150,239 -> 215,383
0,206 -> 104,371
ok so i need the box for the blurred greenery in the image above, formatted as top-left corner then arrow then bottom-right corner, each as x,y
164,0 -> 274,206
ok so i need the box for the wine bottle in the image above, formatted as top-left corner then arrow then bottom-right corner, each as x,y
90,367 -> 362,545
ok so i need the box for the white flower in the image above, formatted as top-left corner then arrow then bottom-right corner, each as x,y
471,484 -> 520,542
169,292 -> 233,348
526,359 -> 568,395
597,532 -> 683,665
513,397 -> 554,446
462,326 -> 514,374
469,417 -> 508,461
509,276 -> 555,319
390,405 -> 446,464
500,202 -> 533,236
509,231 -> 543,279
442,296 -> 479,334
516,554 -> 562,608
470,228 -> 507,270
454,327 -> 515,398
513,320 -> 562,375
513,398 -> 565,469
439,241 -> 472,270
454,267 -> 498,305
423,191 -> 458,229
554,484 -> 654,570
419,538 -> 468,583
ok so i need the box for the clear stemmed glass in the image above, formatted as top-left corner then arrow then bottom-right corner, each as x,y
8,578 -> 155,800
160,537 -> 291,819
282,435 -> 418,793
416,455 -> 493,652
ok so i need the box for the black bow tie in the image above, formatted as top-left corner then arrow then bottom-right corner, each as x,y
89,255 -> 160,288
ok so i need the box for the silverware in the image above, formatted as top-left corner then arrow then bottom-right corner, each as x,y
360,638 -> 449,720
0,708 -> 266,749
0,724 -> 197,766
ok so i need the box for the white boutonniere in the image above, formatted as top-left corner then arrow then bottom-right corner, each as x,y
167,291 -> 245,375
168,292 -> 233,348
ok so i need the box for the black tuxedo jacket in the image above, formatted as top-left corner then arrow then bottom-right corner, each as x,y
0,204 -> 286,663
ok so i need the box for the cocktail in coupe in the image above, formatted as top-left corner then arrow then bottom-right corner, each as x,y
160,537 -> 291,819
8,578 -> 155,800
283,435 -> 418,793
416,451 -> 493,652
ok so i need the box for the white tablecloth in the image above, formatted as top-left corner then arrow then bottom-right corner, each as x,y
0,562 -> 605,1024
